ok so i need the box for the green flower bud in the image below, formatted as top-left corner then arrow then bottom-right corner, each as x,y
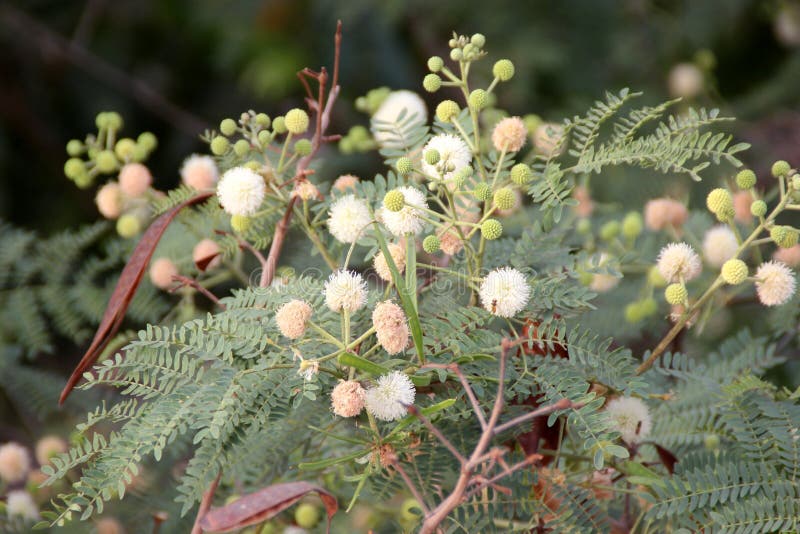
422,235 -> 441,253
721,259 -> 748,285
468,89 -> 488,110
401,498 -> 422,523
285,108 -> 310,135
95,112 -> 110,130
493,187 -> 516,210
706,188 -> 733,215
244,161 -> 260,172
116,214 -> 141,238
771,225 -> 799,248
451,166 -> 473,188
396,157 -> 413,176
339,137 -> 354,154
481,219 -> 503,240
665,283 -> 688,305
105,112 -> 123,131
648,266 -> 667,288
793,175 -> 800,191
621,212 -> 643,239
137,132 -> 157,152
294,503 -> 320,529
716,207 -> 735,223
436,100 -> 460,122
132,144 -> 149,162
74,172 -> 92,189
625,302 -> 644,323
257,130 -> 271,145
350,125 -> 369,141
473,182 -> 492,201
66,139 -> 83,157
423,74 -> 442,93
272,116 -> 287,134
735,169 -> 756,190
95,150 -> 118,173
255,113 -> 271,127
231,214 -> 251,233
233,139 -> 250,157
383,190 -> 405,212
64,158 -> 85,179
462,43 -> 477,59
771,160 -> 791,178
424,149 -> 441,165
427,56 -> 444,72
704,433 -> 720,450
576,218 -> 591,235
639,297 -> 658,317
578,270 -> 593,286
510,163 -> 532,185
750,199 -> 767,218
470,33 -> 486,48
114,138 -> 137,160
600,220 -> 621,241
523,114 -> 542,133
219,118 -> 237,136
294,139 -> 312,156
492,59 -> 515,81
450,48 -> 463,61
210,136 -> 229,155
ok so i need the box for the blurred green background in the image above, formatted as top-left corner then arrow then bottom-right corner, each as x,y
1,0 -> 799,232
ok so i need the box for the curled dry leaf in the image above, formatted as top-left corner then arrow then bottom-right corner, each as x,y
199,481 -> 338,533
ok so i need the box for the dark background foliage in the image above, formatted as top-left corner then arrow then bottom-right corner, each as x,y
1,0 -> 799,232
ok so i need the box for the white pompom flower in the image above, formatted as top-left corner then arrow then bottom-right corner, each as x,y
0,442 -> 30,483
324,270 -> 368,312
755,261 -> 797,306
6,490 -> 39,522
421,133 -> 472,182
605,396 -> 652,445
380,186 -> 428,236
657,242 -> 702,283
327,194 -> 372,244
479,267 -> 531,317
181,154 -> 219,190
702,225 -> 739,268
371,90 -> 428,148
216,166 -> 266,216
364,371 -> 416,422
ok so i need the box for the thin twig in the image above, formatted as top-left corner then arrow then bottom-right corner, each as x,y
389,457 -> 431,516
463,454 -> 543,500
190,471 -> 221,534
407,405 -> 466,464
421,362 -> 487,430
492,398 -> 575,436
169,275 -> 226,309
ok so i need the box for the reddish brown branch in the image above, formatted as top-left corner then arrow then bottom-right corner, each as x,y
169,275 -> 226,310
191,471 -> 221,534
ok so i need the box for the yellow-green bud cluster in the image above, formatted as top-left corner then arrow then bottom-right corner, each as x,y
424,149 -> 441,165
625,298 -> 657,323
468,89 -> 488,110
771,225 -> 799,248
493,188 -> 516,210
621,212 -> 643,239
510,163 -> 532,185
735,169 -> 756,190
210,136 -> 229,155
451,166 -> 473,188
772,160 -> 791,178
706,188 -> 734,222
447,33 -> 487,62
481,219 -> 503,240
396,157 -> 413,176
220,118 -> 237,136
436,100 -> 460,122
473,183 -> 492,201
600,221 -> 621,241
648,266 -> 667,288
339,125 -> 373,154
294,139 -> 312,156
423,74 -> 442,93
284,109 -> 310,135
355,87 -> 391,115
272,116 -> 287,134
721,259 -> 748,285
233,139 -> 250,157
492,59 -> 515,81
116,214 -> 141,238
383,190 -> 405,212
427,56 -> 444,72
422,235 -> 441,253
665,283 -> 688,305
231,214 -> 251,233
750,200 -> 767,218
295,503 -> 320,529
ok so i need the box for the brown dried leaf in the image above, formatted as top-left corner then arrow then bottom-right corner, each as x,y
654,443 -> 678,474
59,192 -> 214,404
199,481 -> 338,533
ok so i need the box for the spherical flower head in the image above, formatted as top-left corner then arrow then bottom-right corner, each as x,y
6,490 -> 38,522
481,219 -> 503,240
373,243 -> 406,282
736,169 -> 757,190
34,436 -> 67,466
721,259 -> 748,285
772,160 -> 792,178
95,182 -> 123,219
95,517 -> 125,534
395,157 -> 413,176
116,214 -> 141,238
380,186 -> 428,236
330,380 -> 366,418
210,136 -> 229,155
364,371 -> 416,422
383,190 -> 405,212
533,123 -> 566,157
230,214 -> 251,234
511,163 -> 533,185
149,257 -> 178,290
181,154 -> 219,191
193,239 -> 222,271
421,134 -> 472,182
217,167 -> 265,216
621,211 -> 643,239
422,73 -> 441,93
706,188 -> 733,216
702,225 -> 738,267
422,235 -> 440,253
427,56 -> 444,72
0,442 -> 31,483
735,191 -> 755,222
291,180 -> 320,201
605,396 -> 652,445
468,89 -> 488,110
600,221 -> 621,241
657,242 -> 702,283
492,59 -> 515,81
324,270 -> 368,312
438,228 -> 464,256
755,261 -> 797,306
773,244 -> 800,267
479,267 -> 531,317
327,194 -> 372,244
492,117 -> 527,152
275,299 -> 313,339
771,225 -> 799,249
644,198 -> 689,231
118,163 -> 152,197
371,91 -> 427,148
372,301 -> 409,354
284,108 -> 310,135
496,190 -> 522,217
333,174 -> 360,192
436,100 -> 460,122
95,150 -> 118,174
668,63 -> 703,99
664,283 -> 688,305
648,265 -> 667,288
